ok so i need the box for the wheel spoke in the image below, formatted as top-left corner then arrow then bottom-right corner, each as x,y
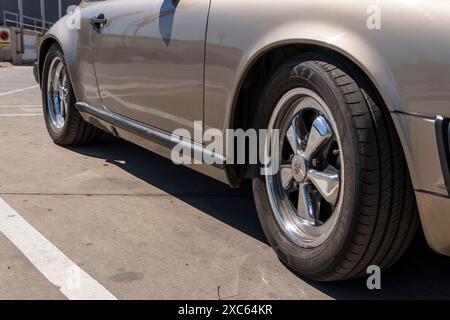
307,166 -> 340,205
280,164 -> 294,190
53,62 -> 64,119
61,71 -> 68,119
53,62 -> 64,92
297,183 -> 316,223
303,115 -> 332,161
286,115 -> 302,154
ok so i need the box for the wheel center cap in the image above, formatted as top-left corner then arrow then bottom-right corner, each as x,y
292,154 -> 307,182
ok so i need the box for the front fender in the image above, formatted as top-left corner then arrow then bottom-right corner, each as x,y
205,0 -> 450,133
38,2 -> 102,107
205,0 -> 450,197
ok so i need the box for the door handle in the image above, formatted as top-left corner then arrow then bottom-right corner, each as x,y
91,14 -> 107,31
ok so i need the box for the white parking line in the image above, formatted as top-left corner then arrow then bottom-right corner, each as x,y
0,198 -> 118,300
0,114 -> 43,117
0,105 -> 42,108
0,85 -> 39,97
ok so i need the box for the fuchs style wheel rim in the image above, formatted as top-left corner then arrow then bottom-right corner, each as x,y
46,56 -> 69,132
265,88 -> 344,248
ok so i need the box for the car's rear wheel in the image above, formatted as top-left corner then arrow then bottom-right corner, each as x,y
252,52 -> 419,281
42,43 -> 103,146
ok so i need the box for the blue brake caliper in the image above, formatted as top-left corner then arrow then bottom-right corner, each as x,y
53,94 -> 61,117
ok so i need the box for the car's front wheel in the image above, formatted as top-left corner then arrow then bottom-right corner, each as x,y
252,52 -> 419,281
42,43 -> 103,146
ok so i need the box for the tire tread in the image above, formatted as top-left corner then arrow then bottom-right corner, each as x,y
307,54 -> 419,281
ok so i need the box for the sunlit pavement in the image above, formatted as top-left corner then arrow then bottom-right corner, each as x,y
0,65 -> 449,300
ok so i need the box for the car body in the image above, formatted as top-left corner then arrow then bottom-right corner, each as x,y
35,0 -> 450,279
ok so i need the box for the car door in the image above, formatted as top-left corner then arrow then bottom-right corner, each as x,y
90,0 -> 210,138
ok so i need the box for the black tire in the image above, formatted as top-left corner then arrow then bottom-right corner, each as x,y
42,43 -> 103,146
252,52 -> 419,281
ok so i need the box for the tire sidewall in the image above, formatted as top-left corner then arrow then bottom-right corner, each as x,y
252,55 -> 360,279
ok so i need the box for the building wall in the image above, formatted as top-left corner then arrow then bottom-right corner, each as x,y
1,0 -> 82,25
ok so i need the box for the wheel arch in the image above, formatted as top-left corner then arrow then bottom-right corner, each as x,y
38,36 -> 61,86
225,41 -> 407,187
37,12 -> 83,100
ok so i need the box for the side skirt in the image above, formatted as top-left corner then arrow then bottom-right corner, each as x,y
75,102 -> 230,185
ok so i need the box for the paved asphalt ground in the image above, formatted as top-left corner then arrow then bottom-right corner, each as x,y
0,65 -> 450,300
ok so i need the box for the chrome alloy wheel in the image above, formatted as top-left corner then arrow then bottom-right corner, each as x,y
46,57 -> 69,132
265,88 -> 344,248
